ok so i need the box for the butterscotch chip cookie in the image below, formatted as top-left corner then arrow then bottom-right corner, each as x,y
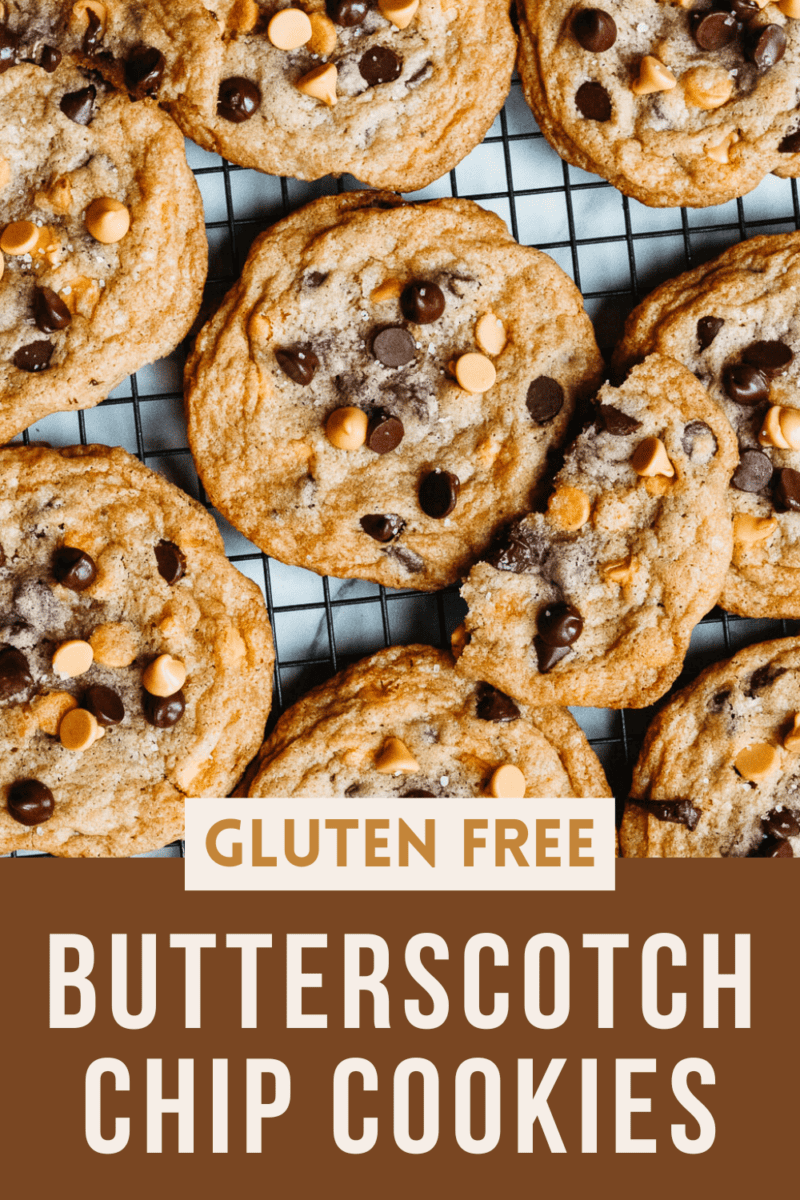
622,637 -> 800,857
615,231 -> 800,619
0,14 -> 206,441
244,644 -> 611,799
455,355 -> 738,710
0,445 -> 274,858
185,192 -> 603,591
517,0 -> 800,208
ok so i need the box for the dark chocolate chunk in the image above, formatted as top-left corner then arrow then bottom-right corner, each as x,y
33,287 -> 71,335
401,789 -> 435,798
723,363 -> 770,406
0,25 -> 17,74
400,280 -> 445,324
731,0 -> 759,16
779,130 -> 800,153
488,519 -> 550,574
747,23 -> 786,70
360,513 -> 405,542
82,7 -> 103,54
682,420 -> 718,458
774,466 -> 800,511
709,687 -> 732,712
305,271 -> 328,287
218,76 -> 260,122
125,45 -> 166,96
275,345 -> 319,385
385,544 -> 424,573
52,546 -> 97,591
84,684 -> 124,727
538,601 -> 583,647
0,645 -> 33,700
59,84 -> 96,125
575,80 -> 611,121
476,683 -> 520,723
526,377 -> 564,424
742,339 -> 793,378
691,8 -> 736,50
419,468 -> 459,519
331,0 -> 369,24
372,326 -> 416,367
7,780 -> 54,827
746,662 -> 787,697
573,8 -> 617,52
697,315 -> 724,349
731,449 -> 773,493
360,46 -> 403,86
155,539 -> 186,585
13,341 -> 53,372
640,799 -> 701,832
534,638 -> 571,673
143,688 -> 186,728
752,834 -> 794,858
763,807 -> 800,840
366,411 -> 404,454
40,45 -> 62,73
597,403 -> 641,435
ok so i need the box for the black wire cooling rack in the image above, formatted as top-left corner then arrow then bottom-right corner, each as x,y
8,75 -> 800,855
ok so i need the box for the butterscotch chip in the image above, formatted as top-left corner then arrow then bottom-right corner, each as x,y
1,220 -> 39,256
296,63 -> 338,106
450,622 -> 469,659
35,175 -> 73,216
783,712 -> 800,751
85,198 -> 130,244
326,406 -> 368,450
59,276 -> 101,318
89,622 -> 139,667
31,691 -> 79,736
602,554 -> 639,585
475,312 -> 507,356
59,707 -> 104,752
371,279 -> 404,303
378,0 -> 420,30
631,56 -> 677,96
0,251 -> 4,283
631,436 -> 675,478
733,514 -> 778,545
52,640 -> 94,679
488,763 -> 526,798
308,12 -> 337,56
759,404 -> 800,450
143,653 -> 187,697
375,736 -> 420,774
268,9 -> 312,49
0,156 -> 10,191
683,66 -> 733,111
705,128 -> 738,164
455,352 -> 496,394
228,0 -> 261,31
547,486 -> 591,531
734,743 -> 780,782
779,0 -> 800,15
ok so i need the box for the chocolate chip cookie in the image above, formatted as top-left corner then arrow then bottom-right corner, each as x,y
622,637 -> 800,857
0,13 -> 206,441
185,192 -> 604,591
0,445 -> 274,858
244,643 -> 611,799
518,0 -> 800,209
615,231 -> 800,619
455,355 -> 738,710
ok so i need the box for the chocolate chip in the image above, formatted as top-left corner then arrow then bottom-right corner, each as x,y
402,789 -> 435,798
385,544 -> 424,573
709,687 -> 732,712
400,280 -> 445,324
59,84 -> 96,125
155,539 -> 186,585
752,834 -> 794,858
419,469 -> 459,519
691,8 -> 736,50
0,645 -> 33,700
746,662 -> 786,696
597,403 -> 641,435
33,287 -> 71,335
573,8 -> 617,51
763,807 -> 799,840
82,6 -> 103,54
7,780 -> 54,827
747,23 -> 786,70
360,46 -> 402,86
0,25 -> 17,73
143,688 -> 186,728
779,130 -> 800,153
723,363 -> 770,406
218,76 -> 260,122
575,80 -> 611,121
526,377 -> 564,424
731,449 -> 773,493
125,45 -> 166,96
742,339 -> 793,378
476,683 -> 520,723
372,326 -> 416,367
774,466 -> 800,511
697,315 -> 724,350
13,341 -> 53,372
52,546 -> 97,591
366,411 -> 404,454
640,799 -> 701,832
360,514 -> 405,542
275,345 -> 319,385
538,602 -> 583,647
682,420 -> 718,458
331,0 -> 369,24
40,45 -> 62,73
534,638 -> 571,673
84,684 -> 124,727
731,0 -> 759,17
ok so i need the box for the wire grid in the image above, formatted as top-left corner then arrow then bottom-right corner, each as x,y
8,75 -> 800,856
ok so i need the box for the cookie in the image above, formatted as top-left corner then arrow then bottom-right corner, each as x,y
517,0 -> 800,209
0,16 -> 206,441
615,231 -> 800,619
185,192 -> 604,591
0,445 -> 274,858
622,637 -> 800,857
454,355 -> 738,710
244,643 -> 611,799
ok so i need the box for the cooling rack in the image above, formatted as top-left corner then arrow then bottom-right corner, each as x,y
7,75 -> 800,856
